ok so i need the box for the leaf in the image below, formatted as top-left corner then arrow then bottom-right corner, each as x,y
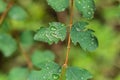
70,21 -> 98,51
8,5 -> 28,20
0,0 -> 7,13
0,20 -> 10,33
0,73 -> 8,80
28,62 -> 61,80
20,30 -> 34,49
47,0 -> 69,12
75,0 -> 95,19
0,33 -> 17,57
8,67 -> 29,80
66,67 -> 92,80
34,22 -> 67,44
31,50 -> 55,67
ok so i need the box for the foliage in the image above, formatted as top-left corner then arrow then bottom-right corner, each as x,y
0,0 -> 7,13
0,33 -> 17,57
34,22 -> 67,44
9,67 -> 29,80
8,5 -> 28,20
47,0 -> 69,12
0,0 -> 119,80
75,0 -> 95,19
31,50 -> 55,67
70,21 -> 98,51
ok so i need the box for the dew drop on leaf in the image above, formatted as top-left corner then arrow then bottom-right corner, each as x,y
52,74 -> 59,80
50,26 -> 57,31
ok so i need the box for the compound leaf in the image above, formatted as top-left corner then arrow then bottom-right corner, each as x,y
8,67 -> 29,80
8,5 -> 28,20
75,0 -> 95,19
47,0 -> 69,12
28,62 -> 61,80
66,67 -> 92,80
70,21 -> 98,51
34,22 -> 67,44
0,33 -> 17,57
31,50 -> 55,67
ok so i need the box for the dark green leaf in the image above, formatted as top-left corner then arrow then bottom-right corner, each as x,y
34,22 -> 67,44
31,50 -> 55,67
47,0 -> 69,12
75,0 -> 95,19
70,21 -> 98,51
8,5 -> 28,20
8,67 -> 29,80
0,33 -> 17,57
66,67 -> 92,80
0,0 -> 7,13
28,62 -> 61,80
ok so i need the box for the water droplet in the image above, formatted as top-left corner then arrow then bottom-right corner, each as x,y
47,67 -> 49,69
50,26 -> 57,31
52,74 -> 59,80
83,6 -> 86,9
43,76 -> 46,79
76,27 -> 81,31
91,42 -> 94,44
81,77 -> 84,80
59,69 -> 61,73
88,12 -> 91,15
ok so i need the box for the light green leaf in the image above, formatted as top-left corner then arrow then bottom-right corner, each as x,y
47,0 -> 69,12
0,33 -> 17,57
34,22 -> 67,44
8,67 -> 29,80
20,30 -> 34,49
70,21 -> 98,51
66,67 -> 92,80
0,0 -> 7,13
28,62 -> 61,80
31,50 -> 55,67
8,5 -> 28,20
0,73 -> 8,80
75,0 -> 95,19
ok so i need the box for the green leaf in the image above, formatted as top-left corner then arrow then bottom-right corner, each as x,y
70,21 -> 98,51
20,30 -> 34,49
31,50 -> 55,67
0,33 -> 17,57
34,22 -> 67,44
0,20 -> 10,33
28,62 -> 61,80
75,0 -> 95,19
0,0 -> 7,13
0,73 -> 8,80
66,67 -> 92,80
8,67 -> 29,80
47,0 -> 69,12
8,5 -> 28,20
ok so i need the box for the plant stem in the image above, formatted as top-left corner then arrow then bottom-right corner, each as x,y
19,44 -> 33,70
0,1 -> 13,25
60,0 -> 74,79
65,0 -> 74,65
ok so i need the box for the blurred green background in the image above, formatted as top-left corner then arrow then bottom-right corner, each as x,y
0,0 -> 120,80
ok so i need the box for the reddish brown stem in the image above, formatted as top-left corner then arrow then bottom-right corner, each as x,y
19,44 -> 33,70
0,1 -> 13,25
64,0 -> 74,66
59,0 -> 74,80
